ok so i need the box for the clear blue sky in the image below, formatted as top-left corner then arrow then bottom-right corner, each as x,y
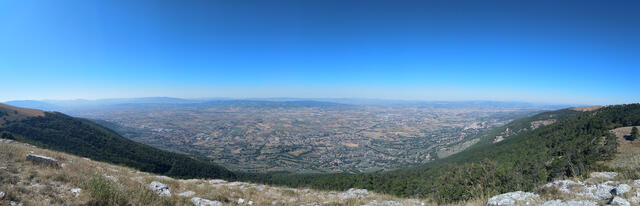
1,0 -> 639,105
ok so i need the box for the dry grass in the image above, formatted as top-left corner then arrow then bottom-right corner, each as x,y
605,126 -> 640,169
1,140 -> 484,206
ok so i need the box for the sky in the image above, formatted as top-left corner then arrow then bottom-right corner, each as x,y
1,0 -> 639,105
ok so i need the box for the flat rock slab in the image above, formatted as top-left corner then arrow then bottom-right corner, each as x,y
26,154 -> 59,168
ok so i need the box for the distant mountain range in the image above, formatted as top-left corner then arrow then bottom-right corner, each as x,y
4,97 -> 575,113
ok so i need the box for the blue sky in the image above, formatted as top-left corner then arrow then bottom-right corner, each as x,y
1,0 -> 639,104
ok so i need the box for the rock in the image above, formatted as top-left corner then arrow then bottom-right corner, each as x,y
589,172 -> 617,179
10,201 -> 22,206
148,181 -> 171,196
238,198 -> 245,204
71,188 -> 81,197
209,179 -> 226,184
594,183 -> 614,200
634,180 -> 640,186
610,196 -> 630,206
0,191 -> 4,199
248,200 -> 253,205
613,184 -> 631,195
538,200 -> 597,206
338,188 -> 369,199
191,197 -> 223,206
178,191 -> 196,197
486,191 -> 540,206
26,154 -> 59,167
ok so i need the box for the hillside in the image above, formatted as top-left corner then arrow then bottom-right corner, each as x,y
243,104 -> 640,203
0,139 -> 439,205
0,104 -> 235,180
0,103 -> 45,125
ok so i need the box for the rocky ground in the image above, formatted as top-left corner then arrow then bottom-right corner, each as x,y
487,171 -> 640,206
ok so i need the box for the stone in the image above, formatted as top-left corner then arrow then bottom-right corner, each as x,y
610,196 -> 630,206
148,181 -> 171,196
486,191 -> 540,206
338,188 -> 369,199
0,191 -> 4,199
248,200 -> 253,205
26,154 -> 59,167
613,184 -> 631,195
71,188 -> 81,197
209,179 -> 226,184
191,197 -> 223,206
178,191 -> 196,197
589,172 -> 617,179
538,200 -> 597,206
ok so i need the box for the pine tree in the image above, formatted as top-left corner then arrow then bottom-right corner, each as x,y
631,126 -> 638,141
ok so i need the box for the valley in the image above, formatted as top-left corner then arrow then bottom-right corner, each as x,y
60,100 -> 554,173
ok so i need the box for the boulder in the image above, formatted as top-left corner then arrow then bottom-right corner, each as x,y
610,197 -> 630,206
209,179 -> 226,184
178,191 -> 196,197
26,154 -> 59,167
148,181 -> 171,196
338,188 -> 369,199
613,184 -> 631,195
486,191 -> 540,206
191,197 -> 223,206
538,200 -> 597,206
238,198 -> 245,204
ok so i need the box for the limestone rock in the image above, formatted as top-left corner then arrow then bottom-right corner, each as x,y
178,191 -> 196,197
26,154 -> 59,167
613,184 -> 631,195
610,196 -> 630,206
191,197 -> 223,206
486,191 -> 539,206
71,188 -> 81,198
148,181 -> 171,196
209,179 -> 226,184
538,200 -> 597,206
0,191 -> 4,199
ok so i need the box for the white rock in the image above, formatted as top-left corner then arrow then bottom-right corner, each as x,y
593,183 -> 614,200
238,198 -> 245,204
613,184 -> 631,195
338,188 -> 369,199
248,200 -> 253,205
178,191 -> 196,197
610,196 -> 630,206
589,172 -> 617,179
634,179 -> 640,186
209,179 -> 226,184
0,191 -> 4,199
191,197 -> 223,206
486,191 -> 540,206
71,188 -> 81,197
26,154 -> 59,167
148,181 -> 171,196
538,200 -> 597,206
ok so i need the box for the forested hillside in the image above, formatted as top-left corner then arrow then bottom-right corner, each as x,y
241,104 -> 640,203
0,107 -> 235,180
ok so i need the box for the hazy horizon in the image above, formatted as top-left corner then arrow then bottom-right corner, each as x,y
2,1 -> 639,105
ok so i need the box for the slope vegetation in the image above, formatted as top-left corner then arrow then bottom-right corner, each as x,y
244,104 -> 640,203
0,105 -> 235,180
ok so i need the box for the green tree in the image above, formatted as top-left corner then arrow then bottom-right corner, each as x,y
631,127 -> 638,141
